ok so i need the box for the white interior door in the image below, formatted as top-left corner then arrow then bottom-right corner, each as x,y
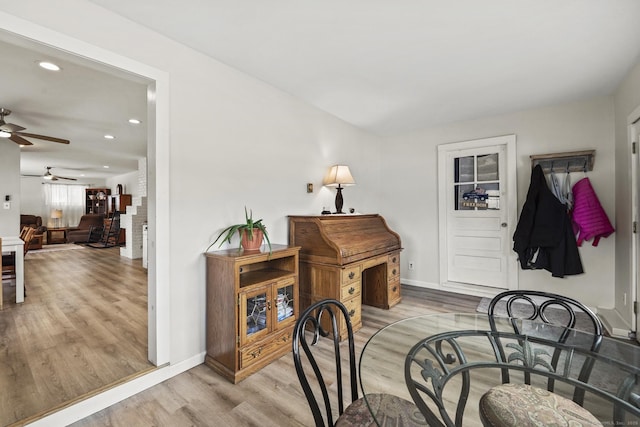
438,135 -> 517,294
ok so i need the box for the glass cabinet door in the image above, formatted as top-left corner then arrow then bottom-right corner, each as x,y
240,286 -> 270,345
274,278 -> 296,330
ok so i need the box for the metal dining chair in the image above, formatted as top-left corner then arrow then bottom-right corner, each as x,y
292,299 -> 426,427
483,290 -> 605,426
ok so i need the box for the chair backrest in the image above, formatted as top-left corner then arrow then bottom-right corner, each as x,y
488,290 -> 604,404
292,299 -> 358,427
21,227 -> 36,254
487,290 -> 603,348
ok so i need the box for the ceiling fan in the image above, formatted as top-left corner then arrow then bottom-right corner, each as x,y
43,166 -> 77,181
0,108 -> 70,145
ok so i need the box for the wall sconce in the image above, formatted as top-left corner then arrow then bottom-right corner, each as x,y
324,165 -> 356,214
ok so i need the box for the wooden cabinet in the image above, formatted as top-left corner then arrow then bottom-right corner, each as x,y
108,194 -> 132,216
205,245 -> 300,383
85,188 -> 111,216
289,214 -> 401,341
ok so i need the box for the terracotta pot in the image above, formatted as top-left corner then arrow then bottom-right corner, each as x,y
240,228 -> 264,252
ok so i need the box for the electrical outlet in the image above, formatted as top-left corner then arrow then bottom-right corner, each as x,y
2,201 -> 9,210
408,261 -> 414,271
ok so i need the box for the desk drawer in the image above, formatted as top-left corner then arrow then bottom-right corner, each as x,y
240,328 -> 292,369
342,296 -> 361,332
388,278 -> 401,307
341,265 -> 361,286
387,253 -> 400,280
341,281 -> 361,300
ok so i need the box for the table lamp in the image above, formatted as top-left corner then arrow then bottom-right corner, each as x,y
324,165 -> 356,214
51,208 -> 63,228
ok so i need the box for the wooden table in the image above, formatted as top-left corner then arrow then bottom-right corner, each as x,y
47,227 -> 68,244
359,313 -> 640,426
0,235 -> 25,304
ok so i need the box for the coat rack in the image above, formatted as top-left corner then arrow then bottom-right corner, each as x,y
530,150 -> 595,173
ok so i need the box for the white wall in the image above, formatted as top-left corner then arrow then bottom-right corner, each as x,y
18,177 -> 42,218
0,141 -> 20,236
614,61 -> 640,323
0,1 -> 382,368
382,97 -> 616,309
106,171 -> 139,198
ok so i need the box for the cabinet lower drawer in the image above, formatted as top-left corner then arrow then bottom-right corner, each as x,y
239,328 -> 293,369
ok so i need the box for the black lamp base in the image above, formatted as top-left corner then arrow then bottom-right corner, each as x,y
334,185 -> 344,214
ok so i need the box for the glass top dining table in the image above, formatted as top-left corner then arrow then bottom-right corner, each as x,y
359,312 -> 640,426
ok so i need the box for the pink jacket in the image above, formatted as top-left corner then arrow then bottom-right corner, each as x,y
571,177 -> 614,246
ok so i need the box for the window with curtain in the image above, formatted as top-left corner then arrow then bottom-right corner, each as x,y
43,183 -> 88,228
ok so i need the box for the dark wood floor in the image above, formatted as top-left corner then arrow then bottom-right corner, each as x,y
71,285 -> 482,426
0,244 -> 152,427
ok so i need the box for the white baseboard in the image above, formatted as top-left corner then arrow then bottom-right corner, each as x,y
27,352 -> 207,426
403,279 -> 505,299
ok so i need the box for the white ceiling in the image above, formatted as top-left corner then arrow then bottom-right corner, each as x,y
89,0 -> 640,134
3,1 -> 640,180
0,30 -> 148,182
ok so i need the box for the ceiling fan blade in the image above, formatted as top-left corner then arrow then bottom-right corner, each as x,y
9,134 -> 33,145
0,123 -> 25,132
57,175 -> 77,181
15,132 -> 70,144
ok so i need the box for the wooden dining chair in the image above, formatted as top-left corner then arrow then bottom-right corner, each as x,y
292,299 -> 427,427
2,227 -> 36,297
483,290 -> 605,426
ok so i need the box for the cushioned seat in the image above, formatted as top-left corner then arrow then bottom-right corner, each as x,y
67,214 -> 104,243
479,383 -> 602,427
336,393 -> 427,426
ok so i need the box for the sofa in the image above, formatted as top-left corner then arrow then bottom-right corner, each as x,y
20,214 -> 46,250
67,214 -> 105,243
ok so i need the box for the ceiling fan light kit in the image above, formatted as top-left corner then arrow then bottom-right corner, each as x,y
43,166 -> 77,181
0,107 -> 70,145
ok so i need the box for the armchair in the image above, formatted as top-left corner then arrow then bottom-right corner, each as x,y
66,214 -> 104,243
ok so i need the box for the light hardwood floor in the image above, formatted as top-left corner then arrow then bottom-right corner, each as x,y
0,244 -> 152,427
71,285 -> 482,426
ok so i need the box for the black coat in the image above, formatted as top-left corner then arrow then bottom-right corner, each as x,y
513,165 -> 583,278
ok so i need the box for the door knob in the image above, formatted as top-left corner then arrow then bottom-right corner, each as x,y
501,222 -> 507,228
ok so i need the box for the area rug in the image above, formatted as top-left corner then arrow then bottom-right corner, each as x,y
29,243 -> 85,253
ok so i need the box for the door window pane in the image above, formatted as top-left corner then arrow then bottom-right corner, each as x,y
478,154 -> 499,181
454,156 -> 474,183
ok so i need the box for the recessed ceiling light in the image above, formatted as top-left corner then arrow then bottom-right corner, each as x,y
128,118 -> 141,124
103,165 -> 110,169
0,131 -> 10,138
104,134 -> 115,140
38,61 -> 61,71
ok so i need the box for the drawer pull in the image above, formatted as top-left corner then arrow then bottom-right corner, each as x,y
348,287 -> 355,295
348,309 -> 355,318
349,272 -> 355,280
392,257 -> 397,263
281,334 -> 290,343
392,286 -> 397,292
392,268 -> 397,275
251,348 -> 262,358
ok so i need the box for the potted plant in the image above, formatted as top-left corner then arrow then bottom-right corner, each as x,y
207,207 -> 272,253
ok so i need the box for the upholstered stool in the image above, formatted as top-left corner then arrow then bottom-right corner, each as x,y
336,393 -> 428,427
479,383 -> 602,426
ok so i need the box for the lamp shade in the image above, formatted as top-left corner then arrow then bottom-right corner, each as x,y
51,209 -> 63,219
324,165 -> 356,187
